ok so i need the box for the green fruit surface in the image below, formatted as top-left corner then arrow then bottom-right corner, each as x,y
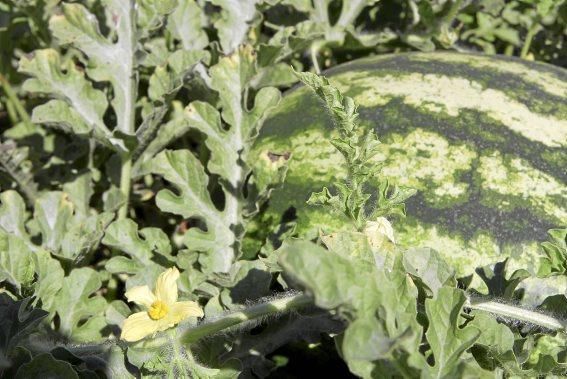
253,52 -> 567,280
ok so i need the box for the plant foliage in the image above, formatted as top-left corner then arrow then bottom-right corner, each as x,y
0,0 -> 565,377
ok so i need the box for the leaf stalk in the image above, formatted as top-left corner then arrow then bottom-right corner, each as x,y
117,0 -> 138,220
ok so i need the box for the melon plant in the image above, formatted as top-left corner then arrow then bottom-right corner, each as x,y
2,0 -> 567,376
254,52 -> 567,279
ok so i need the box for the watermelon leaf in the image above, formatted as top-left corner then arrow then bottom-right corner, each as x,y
18,49 -> 116,149
166,0 -> 209,51
147,148 -> 235,273
49,2 -> 137,138
0,233 -> 35,294
424,287 -> 481,378
403,247 -> 456,297
51,268 -> 107,341
31,249 -> 64,310
0,191 -> 29,243
210,0 -> 260,53
476,259 -> 531,299
0,190 -> 111,336
146,46 -> 281,274
283,0 -> 381,49
147,50 -> 210,103
18,0 -> 140,152
15,353 -> 79,378
32,191 -> 113,262
279,239 -> 363,309
469,312 -> 523,373
102,219 -> 175,289
277,234 -> 485,377
0,295 -> 48,360
538,228 -> 567,277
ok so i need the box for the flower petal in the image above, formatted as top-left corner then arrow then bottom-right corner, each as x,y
120,312 -> 159,342
165,301 -> 204,325
125,285 -> 156,309
155,267 -> 180,305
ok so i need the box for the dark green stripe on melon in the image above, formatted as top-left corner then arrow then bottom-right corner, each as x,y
326,53 -> 567,117
253,52 -> 567,277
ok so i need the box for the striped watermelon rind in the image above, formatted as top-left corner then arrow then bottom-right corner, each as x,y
253,52 -> 567,287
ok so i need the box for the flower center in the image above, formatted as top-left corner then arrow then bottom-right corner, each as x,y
148,301 -> 168,320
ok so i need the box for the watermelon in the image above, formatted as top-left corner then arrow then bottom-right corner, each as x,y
253,52 -> 567,282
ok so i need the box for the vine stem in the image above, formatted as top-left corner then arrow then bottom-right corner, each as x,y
520,23 -> 540,59
117,155 -> 132,219
0,73 -> 33,129
466,296 -> 566,332
310,42 -> 322,74
23,292 -> 567,359
181,293 -> 566,346
180,293 -> 312,344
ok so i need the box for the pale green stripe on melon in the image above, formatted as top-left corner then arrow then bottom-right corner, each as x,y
257,125 -> 565,224
378,129 -> 566,223
477,152 -> 567,223
408,52 -> 567,98
331,72 -> 567,148
376,129 -> 477,207
397,220 -> 510,269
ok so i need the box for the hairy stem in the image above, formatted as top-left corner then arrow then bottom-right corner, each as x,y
466,296 -> 566,331
181,293 -> 312,344
167,331 -> 190,378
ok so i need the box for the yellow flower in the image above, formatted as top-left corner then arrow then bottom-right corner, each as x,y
120,267 -> 203,342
